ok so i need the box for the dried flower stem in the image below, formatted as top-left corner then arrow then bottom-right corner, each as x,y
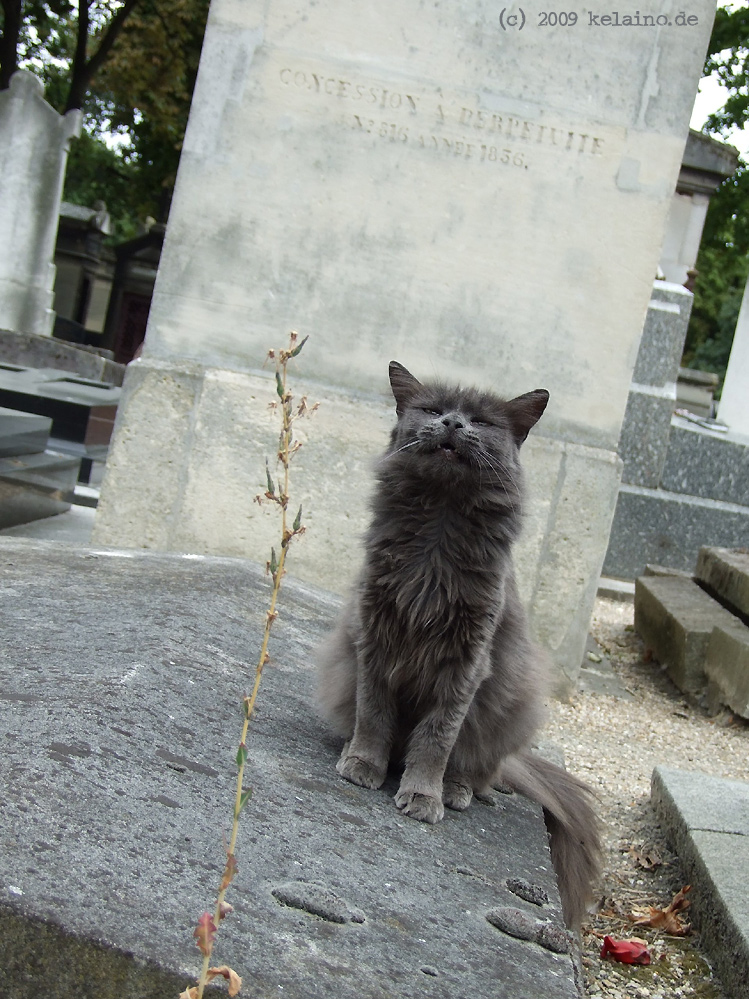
183,332 -> 313,999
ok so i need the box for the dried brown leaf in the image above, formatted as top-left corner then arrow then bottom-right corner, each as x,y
207,965 -> 243,996
632,885 -> 692,935
193,912 -> 217,956
628,843 -> 663,870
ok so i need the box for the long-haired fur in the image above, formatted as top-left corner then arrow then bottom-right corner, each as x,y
316,362 -> 600,927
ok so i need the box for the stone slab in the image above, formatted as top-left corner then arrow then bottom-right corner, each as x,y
660,417 -> 749,506
651,766 -> 749,999
0,538 -> 578,999
603,483 -> 749,580
0,329 -> 125,386
705,620 -> 749,719
0,451 -> 78,528
0,406 -> 51,457
0,365 -> 120,445
696,546 -> 749,620
633,574 -> 740,695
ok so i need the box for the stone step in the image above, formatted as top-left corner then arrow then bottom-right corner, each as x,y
634,574 -> 741,695
0,405 -> 51,457
706,620 -> 749,719
696,546 -> 749,620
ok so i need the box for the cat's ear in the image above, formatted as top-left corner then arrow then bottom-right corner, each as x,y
505,389 -> 549,444
389,361 -> 423,415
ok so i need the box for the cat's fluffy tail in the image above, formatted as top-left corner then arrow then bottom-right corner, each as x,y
500,752 -> 601,928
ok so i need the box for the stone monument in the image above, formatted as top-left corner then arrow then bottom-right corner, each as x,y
93,0 -> 716,690
719,268 -> 749,436
0,71 -> 81,335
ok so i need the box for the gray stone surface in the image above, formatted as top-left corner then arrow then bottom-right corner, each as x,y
618,389 -> 674,488
696,546 -> 749,620
0,451 -> 78,528
651,766 -> 749,999
0,329 -> 125,386
617,283 -> 692,488
661,417 -> 749,506
706,620 -> 749,719
603,484 -> 749,580
633,574 -> 740,695
0,406 -> 51,457
0,538 -> 578,999
632,296 -> 687,389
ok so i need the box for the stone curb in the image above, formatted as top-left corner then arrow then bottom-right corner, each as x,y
651,766 -> 749,999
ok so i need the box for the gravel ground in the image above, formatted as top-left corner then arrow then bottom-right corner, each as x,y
544,596 -> 749,999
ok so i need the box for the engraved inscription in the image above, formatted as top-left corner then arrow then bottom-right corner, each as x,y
279,68 -> 419,112
278,65 -> 606,172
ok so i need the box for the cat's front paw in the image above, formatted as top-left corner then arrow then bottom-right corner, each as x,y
336,751 -> 386,789
395,788 -> 444,824
443,780 -> 473,811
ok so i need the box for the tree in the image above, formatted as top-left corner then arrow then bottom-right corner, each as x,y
685,3 -> 749,382
1,1 -> 139,106
0,0 -> 209,237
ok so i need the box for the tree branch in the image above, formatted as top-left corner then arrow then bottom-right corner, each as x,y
65,0 -> 141,111
0,0 -> 23,91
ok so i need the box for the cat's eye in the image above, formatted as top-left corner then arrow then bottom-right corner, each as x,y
422,407 -> 442,416
471,417 -> 491,427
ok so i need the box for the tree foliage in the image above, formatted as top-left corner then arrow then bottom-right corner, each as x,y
685,3 -> 749,382
0,0 -> 209,237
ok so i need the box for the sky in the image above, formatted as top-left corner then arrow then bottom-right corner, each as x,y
690,0 -> 749,156
691,74 -> 749,156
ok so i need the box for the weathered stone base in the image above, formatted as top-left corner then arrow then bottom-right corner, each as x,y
696,547 -> 749,619
706,623 -> 749,718
92,357 -> 623,691
634,573 -> 740,695
603,484 -> 749,579
634,548 -> 749,718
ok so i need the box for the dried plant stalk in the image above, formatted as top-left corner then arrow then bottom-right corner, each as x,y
181,332 -> 315,999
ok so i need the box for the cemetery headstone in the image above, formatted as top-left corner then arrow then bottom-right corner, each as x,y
0,71 -> 80,336
93,0 -> 715,689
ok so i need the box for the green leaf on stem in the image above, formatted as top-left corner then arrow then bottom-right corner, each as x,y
236,743 -> 247,768
293,505 -> 303,532
276,370 -> 284,399
238,788 -> 253,815
266,460 -> 275,496
270,547 -> 278,576
289,335 -> 309,357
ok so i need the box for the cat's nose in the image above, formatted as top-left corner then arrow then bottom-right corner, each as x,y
441,413 -> 465,430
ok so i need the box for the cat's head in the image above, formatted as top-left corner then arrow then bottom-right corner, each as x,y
384,361 -> 548,492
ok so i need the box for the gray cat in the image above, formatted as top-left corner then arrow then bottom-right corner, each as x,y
316,362 -> 600,927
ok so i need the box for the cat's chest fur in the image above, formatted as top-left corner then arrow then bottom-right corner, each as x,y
360,498 -> 507,681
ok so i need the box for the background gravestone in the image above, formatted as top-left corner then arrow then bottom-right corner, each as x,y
0,71 -> 81,336
93,0 -> 715,690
